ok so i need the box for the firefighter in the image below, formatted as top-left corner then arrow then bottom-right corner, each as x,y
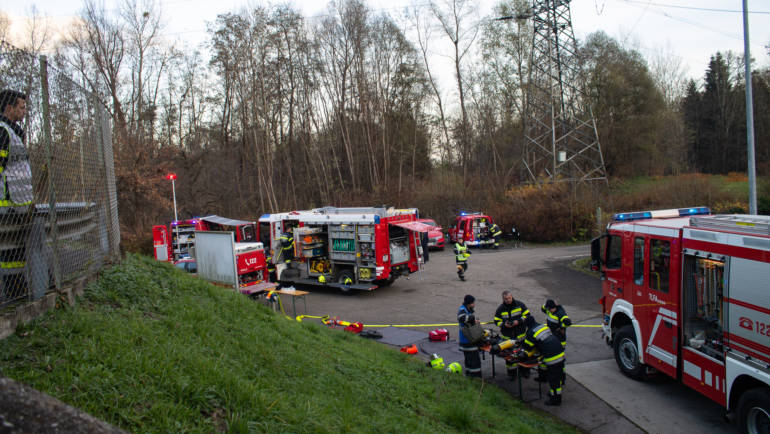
542,299 -> 571,385
489,222 -> 503,249
279,227 -> 295,263
541,299 -> 572,349
457,294 -> 482,378
0,90 -> 34,300
266,250 -> 277,282
493,290 -> 531,379
453,239 -> 470,281
522,318 -> 566,406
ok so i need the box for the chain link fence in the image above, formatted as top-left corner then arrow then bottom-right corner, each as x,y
0,40 -> 120,309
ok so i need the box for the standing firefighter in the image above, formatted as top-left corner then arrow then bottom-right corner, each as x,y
493,290 -> 530,379
489,222 -> 503,249
453,239 -> 470,281
541,299 -> 571,349
457,294 -> 482,377
522,319 -> 566,406
0,89 -> 34,301
279,227 -> 295,263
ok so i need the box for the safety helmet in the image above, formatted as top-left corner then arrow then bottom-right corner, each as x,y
318,275 -> 326,284
429,353 -> 445,370
446,362 -> 462,374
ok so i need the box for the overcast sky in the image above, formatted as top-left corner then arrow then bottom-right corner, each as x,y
4,0 -> 770,85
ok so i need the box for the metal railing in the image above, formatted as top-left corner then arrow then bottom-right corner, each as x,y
0,40 -> 119,308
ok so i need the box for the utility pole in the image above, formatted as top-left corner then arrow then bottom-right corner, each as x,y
743,0 -> 757,214
501,0 -> 607,184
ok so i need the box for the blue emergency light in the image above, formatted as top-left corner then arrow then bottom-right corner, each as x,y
612,211 -> 652,222
678,207 -> 710,216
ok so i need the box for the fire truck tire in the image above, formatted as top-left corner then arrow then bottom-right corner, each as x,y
336,270 -> 355,294
736,388 -> 770,434
613,325 -> 645,381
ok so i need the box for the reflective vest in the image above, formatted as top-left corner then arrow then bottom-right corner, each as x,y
454,242 -> 469,262
0,121 -> 33,208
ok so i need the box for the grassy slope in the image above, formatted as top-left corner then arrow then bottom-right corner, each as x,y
0,255 -> 574,433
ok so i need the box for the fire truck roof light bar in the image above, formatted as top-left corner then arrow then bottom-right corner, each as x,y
612,207 -> 710,222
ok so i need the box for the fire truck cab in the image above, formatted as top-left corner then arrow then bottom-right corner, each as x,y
448,212 -> 496,247
592,207 -> 770,432
258,207 -> 429,293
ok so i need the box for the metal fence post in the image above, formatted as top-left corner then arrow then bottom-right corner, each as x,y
94,100 -> 120,259
39,55 -> 61,291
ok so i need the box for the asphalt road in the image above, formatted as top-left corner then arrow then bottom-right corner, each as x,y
283,244 -> 733,433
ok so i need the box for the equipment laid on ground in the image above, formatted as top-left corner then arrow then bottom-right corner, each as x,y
448,212 -> 497,247
593,208 -> 770,430
258,207 -> 431,293
429,328 -> 449,342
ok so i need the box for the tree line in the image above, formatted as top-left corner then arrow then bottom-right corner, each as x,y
2,0 -> 768,249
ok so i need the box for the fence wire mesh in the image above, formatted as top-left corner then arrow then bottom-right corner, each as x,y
0,41 -> 120,308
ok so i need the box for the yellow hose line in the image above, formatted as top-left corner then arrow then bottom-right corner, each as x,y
291,313 -> 603,329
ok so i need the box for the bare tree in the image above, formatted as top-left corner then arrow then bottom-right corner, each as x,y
429,0 -> 479,180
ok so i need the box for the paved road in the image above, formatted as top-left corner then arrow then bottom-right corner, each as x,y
285,244 -> 733,433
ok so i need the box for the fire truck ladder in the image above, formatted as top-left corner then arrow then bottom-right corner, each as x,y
522,0 -> 607,184
690,215 -> 770,237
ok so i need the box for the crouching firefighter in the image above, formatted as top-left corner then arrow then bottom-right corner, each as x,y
457,294 -> 482,377
453,239 -> 470,281
522,318 -> 565,406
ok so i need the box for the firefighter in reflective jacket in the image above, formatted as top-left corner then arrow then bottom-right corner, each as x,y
541,299 -> 571,349
489,223 -> 503,249
0,90 -> 33,296
494,290 -> 530,379
279,228 -> 294,263
457,294 -> 482,377
523,318 -> 566,406
453,240 -> 470,281
266,250 -> 277,282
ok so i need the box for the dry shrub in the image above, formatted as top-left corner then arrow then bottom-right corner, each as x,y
726,172 -> 748,183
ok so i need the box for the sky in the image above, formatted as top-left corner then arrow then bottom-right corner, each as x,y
3,0 -> 770,85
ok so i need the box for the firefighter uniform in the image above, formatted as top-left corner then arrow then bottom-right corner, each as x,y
266,252 -> 277,282
523,321 -> 566,406
457,295 -> 481,377
541,300 -> 572,349
494,298 -> 530,378
453,240 -> 470,281
0,114 -> 34,300
279,230 -> 294,263
489,223 -> 503,249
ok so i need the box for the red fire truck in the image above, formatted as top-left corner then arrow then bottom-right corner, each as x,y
447,212 -> 496,247
258,207 -> 430,292
591,207 -> 770,432
153,215 -> 257,263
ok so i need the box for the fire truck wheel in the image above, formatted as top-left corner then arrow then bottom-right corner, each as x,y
737,388 -> 770,434
336,270 -> 355,295
613,325 -> 645,380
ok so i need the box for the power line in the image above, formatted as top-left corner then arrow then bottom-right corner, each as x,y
621,0 -> 770,15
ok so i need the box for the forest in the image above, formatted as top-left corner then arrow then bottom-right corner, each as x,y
2,0 -> 768,250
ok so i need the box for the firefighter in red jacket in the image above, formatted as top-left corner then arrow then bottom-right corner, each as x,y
523,317 -> 566,406
493,290 -> 530,379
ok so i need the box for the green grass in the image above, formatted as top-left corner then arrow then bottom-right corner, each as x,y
0,255 -> 575,433
569,257 -> 601,279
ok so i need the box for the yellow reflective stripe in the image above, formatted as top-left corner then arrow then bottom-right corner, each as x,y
524,339 -> 534,346
0,200 -> 31,207
1,261 -> 26,269
522,309 -> 530,316
533,325 -> 548,338
0,166 -> 4,173
543,352 -> 565,363
0,150 -> 7,157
